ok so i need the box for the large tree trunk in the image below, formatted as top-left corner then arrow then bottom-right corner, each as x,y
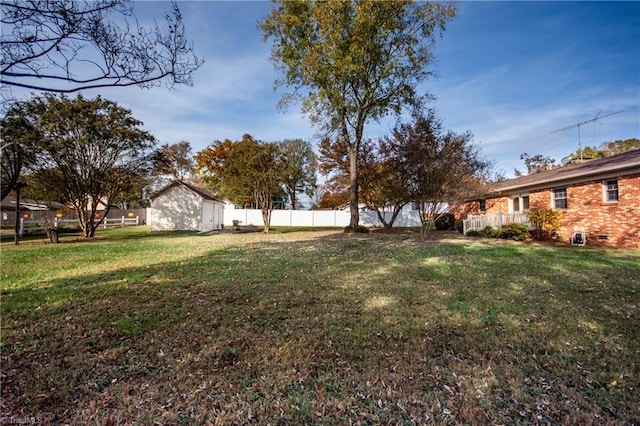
349,145 -> 359,229
262,207 -> 271,234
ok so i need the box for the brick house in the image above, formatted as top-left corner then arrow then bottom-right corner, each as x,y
452,149 -> 640,248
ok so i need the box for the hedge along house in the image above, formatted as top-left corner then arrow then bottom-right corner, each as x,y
148,181 -> 224,232
452,149 -> 640,248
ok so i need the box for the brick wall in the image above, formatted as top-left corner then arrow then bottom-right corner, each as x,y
557,174 -> 640,248
452,173 -> 640,249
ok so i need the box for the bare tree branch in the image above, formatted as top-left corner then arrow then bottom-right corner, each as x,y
1,0 -> 203,93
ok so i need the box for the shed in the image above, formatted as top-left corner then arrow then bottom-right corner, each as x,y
149,181 -> 224,232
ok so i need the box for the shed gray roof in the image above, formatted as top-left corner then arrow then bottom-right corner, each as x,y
151,180 -> 222,202
491,149 -> 640,195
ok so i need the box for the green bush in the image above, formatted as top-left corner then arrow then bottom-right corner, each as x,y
497,223 -> 528,241
344,225 -> 370,234
482,226 -> 498,238
434,213 -> 456,230
466,224 -> 528,241
454,219 -> 464,234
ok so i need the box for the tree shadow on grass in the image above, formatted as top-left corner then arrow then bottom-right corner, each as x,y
1,233 -> 638,424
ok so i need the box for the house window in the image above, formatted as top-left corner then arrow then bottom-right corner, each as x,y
605,179 -> 618,202
478,199 -> 486,212
553,187 -> 567,209
513,197 -> 520,212
511,195 -> 529,213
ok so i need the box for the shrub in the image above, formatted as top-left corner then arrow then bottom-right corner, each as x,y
482,226 -> 498,238
434,213 -> 455,230
344,225 -> 370,234
454,219 -> 464,234
466,229 -> 482,237
497,223 -> 528,241
527,208 -> 562,241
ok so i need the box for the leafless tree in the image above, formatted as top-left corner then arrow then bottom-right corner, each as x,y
1,0 -> 204,93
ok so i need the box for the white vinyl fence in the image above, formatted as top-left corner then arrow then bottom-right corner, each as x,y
19,216 -> 139,236
224,207 -> 424,228
462,212 -> 530,234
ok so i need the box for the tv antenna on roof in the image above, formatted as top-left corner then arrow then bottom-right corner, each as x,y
551,110 -> 624,161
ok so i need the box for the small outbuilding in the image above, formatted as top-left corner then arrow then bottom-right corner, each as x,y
148,181 -> 224,232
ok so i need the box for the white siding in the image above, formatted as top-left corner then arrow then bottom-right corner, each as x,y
149,184 -> 203,231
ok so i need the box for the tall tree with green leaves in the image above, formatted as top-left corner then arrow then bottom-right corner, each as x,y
261,0 -> 457,228
600,138 -> 640,156
152,140 -> 195,184
196,134 -> 284,233
514,153 -> 557,176
1,94 -> 155,237
278,139 -> 317,209
568,146 -> 604,161
194,138 -> 236,195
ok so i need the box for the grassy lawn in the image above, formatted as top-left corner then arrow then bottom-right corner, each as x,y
1,226 -> 638,424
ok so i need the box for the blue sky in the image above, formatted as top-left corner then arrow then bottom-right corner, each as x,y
8,1 -> 640,178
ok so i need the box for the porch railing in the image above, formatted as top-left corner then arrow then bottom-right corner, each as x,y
463,212 -> 530,234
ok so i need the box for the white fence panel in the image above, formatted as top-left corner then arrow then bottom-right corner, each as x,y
221,200 -> 442,228
314,210 -> 350,227
463,212 -> 530,234
360,211 -> 380,227
225,208 -> 355,228
290,210 -> 313,227
223,207 -> 423,228
270,210 -> 292,226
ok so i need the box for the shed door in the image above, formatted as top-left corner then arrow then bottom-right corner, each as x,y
213,203 -> 223,230
202,202 -> 214,232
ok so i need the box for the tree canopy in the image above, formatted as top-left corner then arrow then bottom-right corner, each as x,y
152,140 -> 195,184
389,113 -> 490,236
196,134 -> 285,233
514,153 -> 557,176
600,138 -> 640,156
570,138 -> 640,159
261,0 -> 457,228
1,0 -> 203,93
515,138 -> 640,176
0,141 -> 22,200
318,112 -> 491,232
278,139 -> 317,209
1,94 -> 155,237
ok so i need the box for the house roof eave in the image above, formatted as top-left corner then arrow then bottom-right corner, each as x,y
490,165 -> 640,197
486,150 -> 640,197
150,180 -> 222,203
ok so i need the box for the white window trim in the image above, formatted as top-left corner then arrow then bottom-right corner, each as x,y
603,178 -> 619,203
510,194 -> 530,213
552,187 -> 568,210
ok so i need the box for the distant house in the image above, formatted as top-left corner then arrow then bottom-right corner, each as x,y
0,196 -> 64,224
148,181 -> 224,232
452,149 -> 640,248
